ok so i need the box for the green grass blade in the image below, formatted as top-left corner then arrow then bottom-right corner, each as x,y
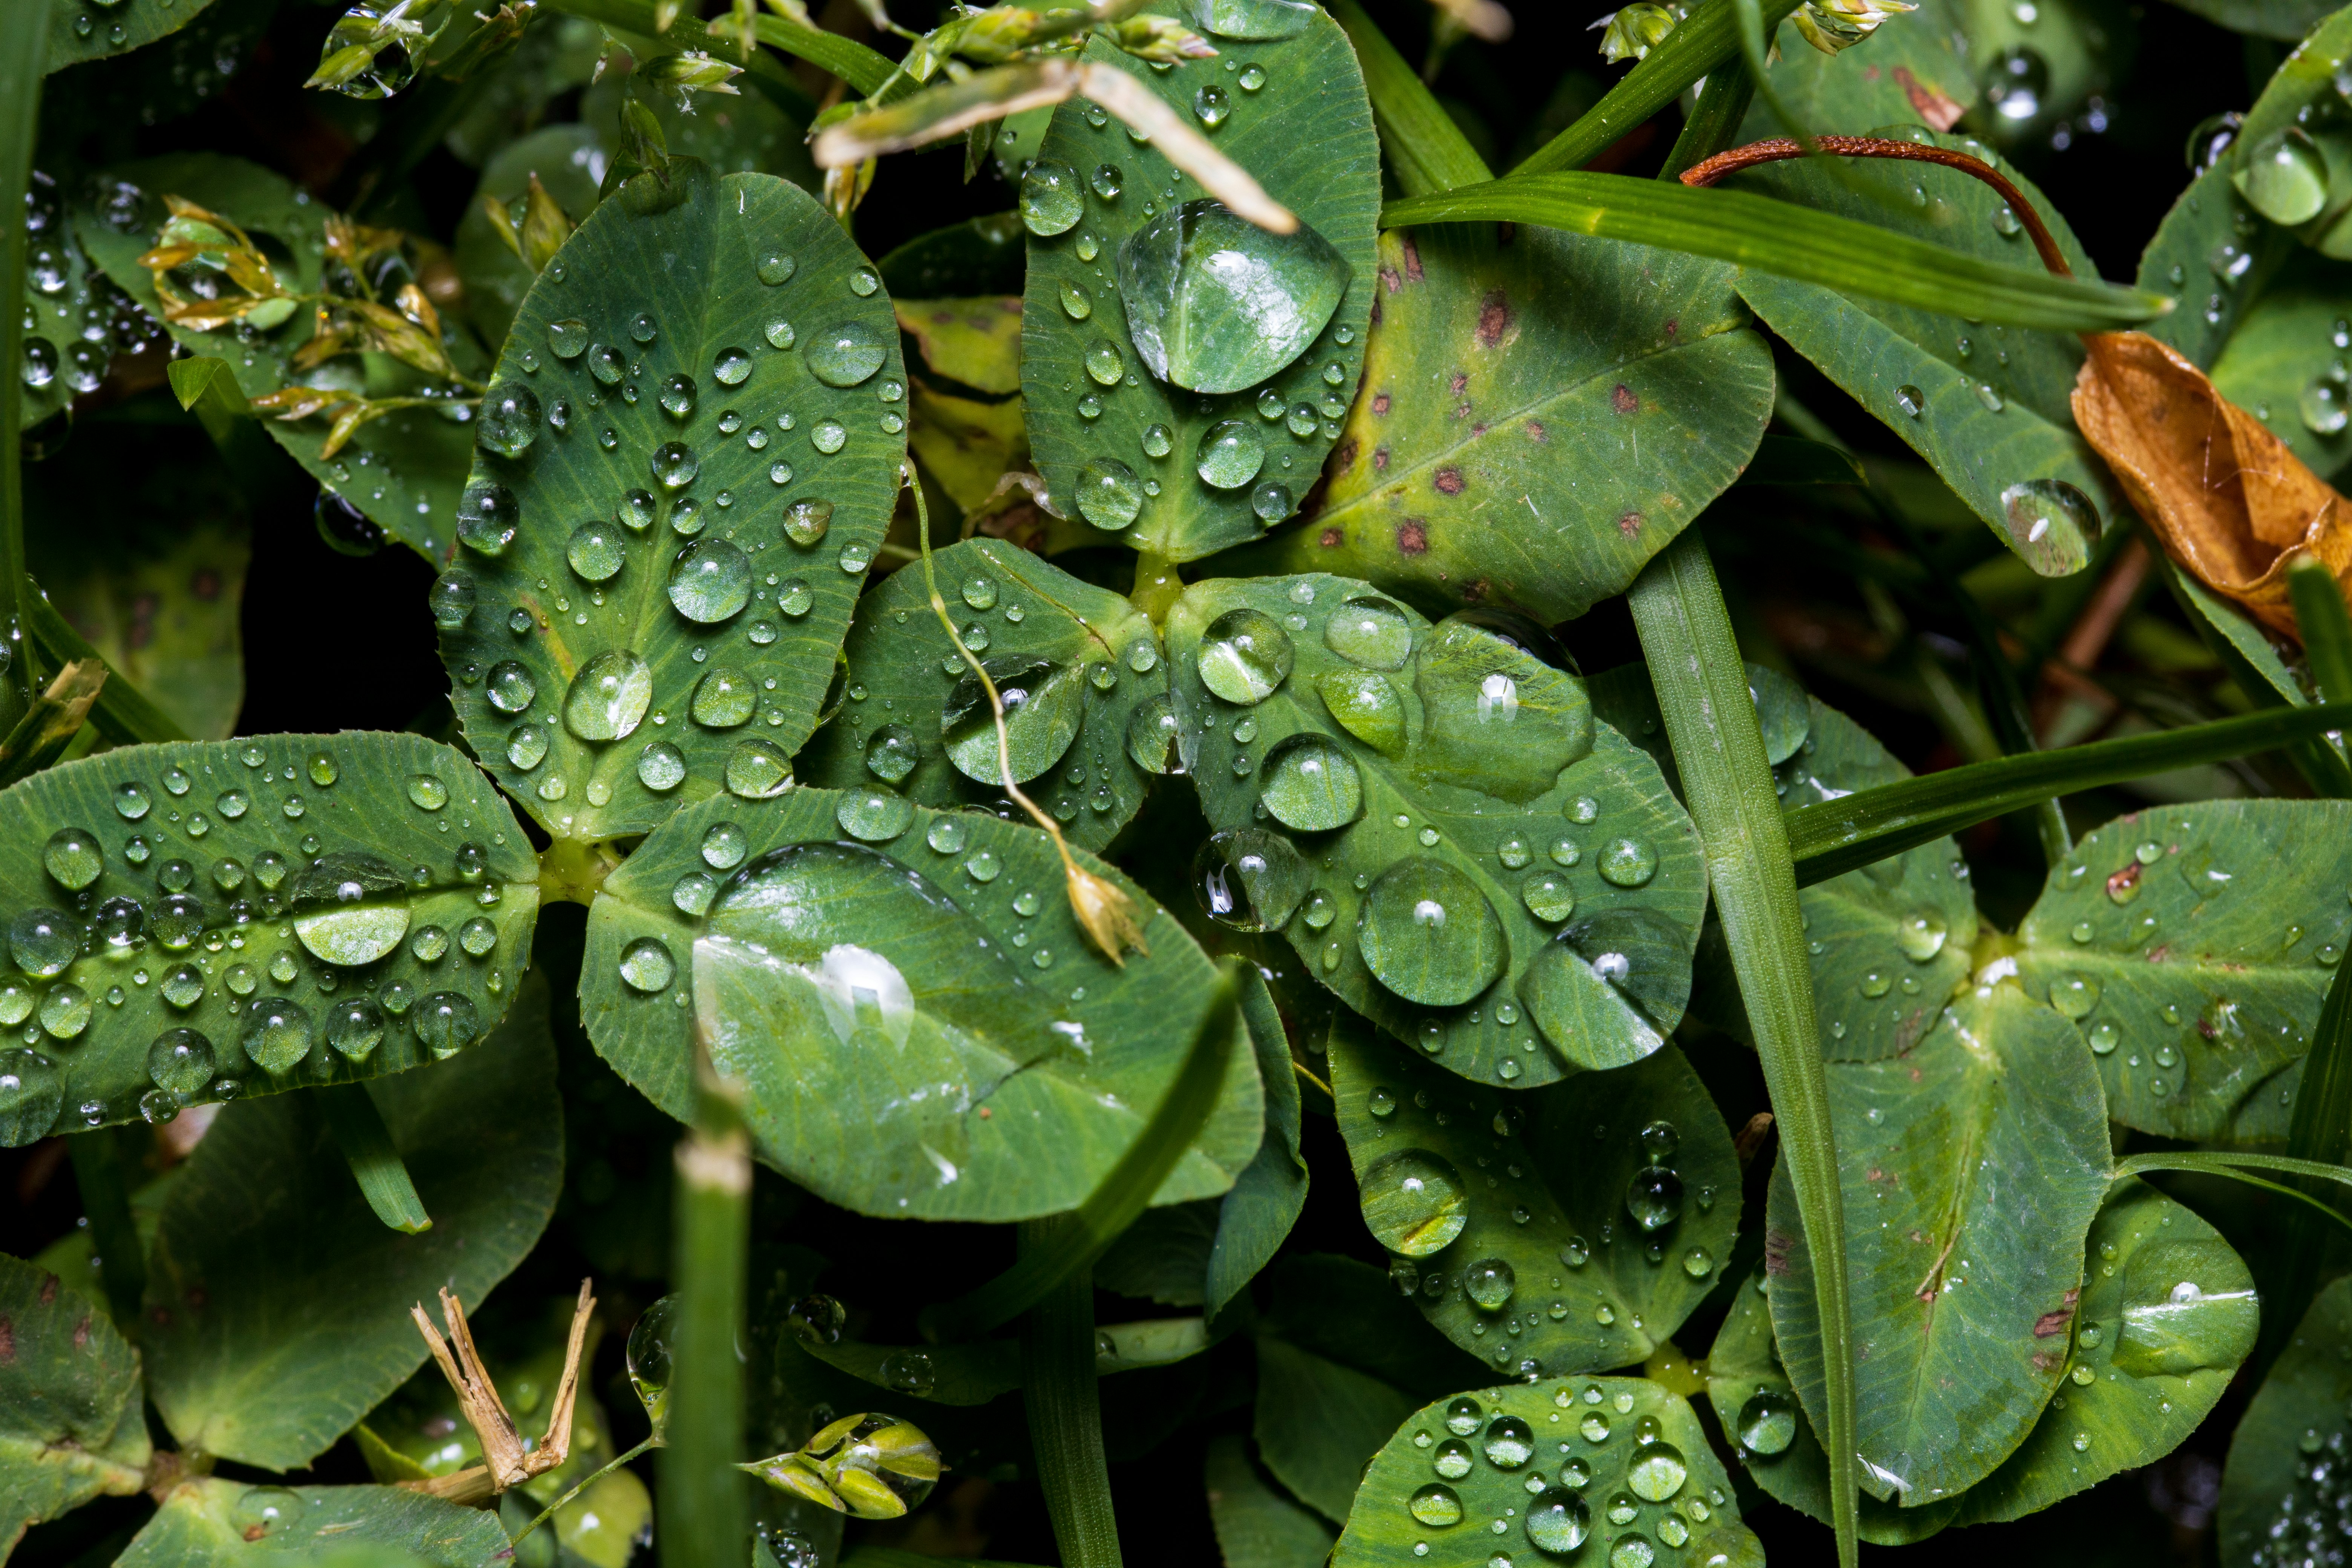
23,580 -> 190,746
1513,0 -> 1804,176
313,1084 -> 432,1234
928,965 -> 1242,1339
753,11 -> 895,95
2113,1151 -> 2352,1244
2291,558 -> 2352,703
663,1059 -> 752,1568
1786,704 -> 2346,884
1380,173 -> 2173,331
1020,1214 -> 1123,1568
1660,62 -> 1757,181
1330,0 -> 1490,196
1628,533 -> 1858,1567
0,0 -> 52,731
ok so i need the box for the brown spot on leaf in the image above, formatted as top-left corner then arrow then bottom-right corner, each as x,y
1764,1229 -> 1795,1276
1320,527 -> 1344,548
1611,384 -> 1639,415
1402,237 -> 1423,282
1369,296 -> 1383,327
0,1316 -> 12,1362
1378,266 -> 1401,295
1449,371 -> 1467,397
1894,65 -> 1966,131
1372,392 -> 1391,415
2030,1350 -> 2062,1373
1663,319 -> 1679,342
1333,439 -> 1359,471
2147,945 -> 2171,964
1374,447 -> 1390,472
2108,862 -> 2143,901
1397,519 -> 1429,554
1435,468 -> 1464,495
1470,423 -> 1487,438
1524,420 -> 1547,443
1617,511 -> 1644,537
245,1527 -> 268,1542
2032,1303 -> 2077,1337
1462,579 -> 1488,602
1476,291 -> 1512,349
73,1315 -> 89,1349
38,1275 -> 57,1306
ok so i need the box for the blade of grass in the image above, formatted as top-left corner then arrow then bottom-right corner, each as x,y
314,1083 -> 432,1234
925,965 -> 1241,1340
1020,1213 -> 1122,1568
1628,532 -> 1858,1568
1380,173 -> 2173,331
2114,1151 -> 2352,1246
2265,557 -> 2352,1366
2153,552 -> 2352,795
0,0 -> 54,733
1660,61 -> 1758,181
67,1130 -> 144,1326
23,579 -> 190,746
1331,0 -> 1489,196
662,1045 -> 752,1567
1513,0 -> 1804,176
1785,703 -> 2346,884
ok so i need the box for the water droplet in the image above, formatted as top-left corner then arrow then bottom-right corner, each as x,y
651,441 -> 700,490
1077,458 -> 1145,529
1625,1166 -> 1684,1231
565,650 -> 654,742
1997,478 -> 2100,567
1895,910 -> 1948,960
669,538 -> 752,623
1020,159 -> 1084,235
42,828 -> 101,890
1895,384 -> 1926,418
2237,126 -> 2331,225
1360,859 -> 1505,1006
1260,735 -> 1363,830
1409,1483 -> 1464,1527
1465,1259 -> 1517,1312
1119,201 -> 1351,394
1196,607 -> 1294,703
726,739 -> 793,798
758,253 -> 798,286
812,419 -> 848,454
1362,1147 -> 1468,1256
457,482 -> 520,556
547,318 -> 589,358
620,937 -> 676,993
806,320 -> 887,387
478,383 -> 541,458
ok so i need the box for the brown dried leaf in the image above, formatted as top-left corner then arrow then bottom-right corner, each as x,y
2072,330 -> 2352,640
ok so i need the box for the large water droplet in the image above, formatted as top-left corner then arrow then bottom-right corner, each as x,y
1020,159 -> 1084,236
943,658 -> 1084,785
1527,1490 -> 1591,1553
1194,827 -> 1306,931
244,999 -> 314,1074
726,739 -> 793,798
1325,595 -> 1413,669
669,538 -> 752,623
1196,606 -> 1293,703
620,937 -> 677,993
1195,419 -> 1266,490
1183,0 -> 1316,37
565,650 -> 654,742
478,383 -> 541,458
456,482 -> 520,556
1359,859 -> 1505,1006
1317,669 -> 1407,753
1736,1388 -> 1797,1455
2236,126 -> 2330,226
1997,478 -> 2099,572
837,790 -> 916,842
1363,1148 -> 1469,1256
1626,1442 -> 1687,1502
1463,1258 -> 1517,1312
1118,201 -> 1351,394
1408,1482 -> 1464,1528
1259,735 -> 1363,830
567,523 -> 627,583
806,320 -> 888,387
43,828 -> 102,890
1076,458 -> 1144,529
1127,695 -> 1182,774
1625,1165 -> 1684,1231
1894,910 -> 1949,961
486,660 -> 537,714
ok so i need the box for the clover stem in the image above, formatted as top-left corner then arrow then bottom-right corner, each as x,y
510,1435 -> 660,1547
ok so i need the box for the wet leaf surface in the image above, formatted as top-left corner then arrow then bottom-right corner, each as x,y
2014,800 -> 2352,1141
76,153 -> 476,560
0,1254 -> 150,1554
1954,1177 -> 2255,1524
796,539 -> 1167,851
435,159 -> 905,843
0,733 -> 538,1145
1767,984 -> 2112,1507
580,785 -> 1262,1221
1729,132 -> 2119,578
1232,223 -> 1772,623
46,0 -> 220,74
1331,1375 -> 1763,1567
1733,0 -> 1977,136
1166,573 -> 1705,1087
1021,17 -> 1379,562
1703,1268 -> 1959,1544
1329,1010 -> 1739,1378
142,983 -> 562,1470
2220,1273 -> 2352,1567
116,1478 -> 510,1566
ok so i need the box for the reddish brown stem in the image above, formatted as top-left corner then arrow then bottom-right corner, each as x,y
1680,135 -> 2073,281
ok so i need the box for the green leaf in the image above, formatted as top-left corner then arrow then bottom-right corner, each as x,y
24,427 -> 250,740
74,154 -> 477,561
116,1479 -> 511,1566
1383,167 -> 2171,335
1766,984 -> 2112,1505
1205,1432 -> 1337,1568
582,54 -> 818,188
1095,1201 -> 1217,1306
2220,1272 -> 2352,1565
2162,0 -> 2339,38
580,785 -> 1263,1221
2013,799 -> 2352,1141
1952,1178 -> 2256,1525
18,189 -> 121,434
454,124 -> 606,352
315,1081 -> 433,1234
878,213 -> 1029,300
795,539 -> 1168,852
1227,218 -> 1773,623
2230,8 -> 2352,246
1205,968 -> 1309,1318
141,981 -> 563,1470
1165,573 -> 1706,1087
1020,17 -> 1380,562
1256,1334 -> 1421,1525
1732,0 -> 1978,137
1329,1376 -> 1763,1566
0,1254 -> 150,1555
1702,1269 -> 1958,1545
1722,132 -> 2123,576
46,0 -> 217,72
899,297 -> 1025,398
437,159 -> 906,844
1780,695 -> 1981,1060
0,732 -> 538,1144
1327,1010 -> 1740,1378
